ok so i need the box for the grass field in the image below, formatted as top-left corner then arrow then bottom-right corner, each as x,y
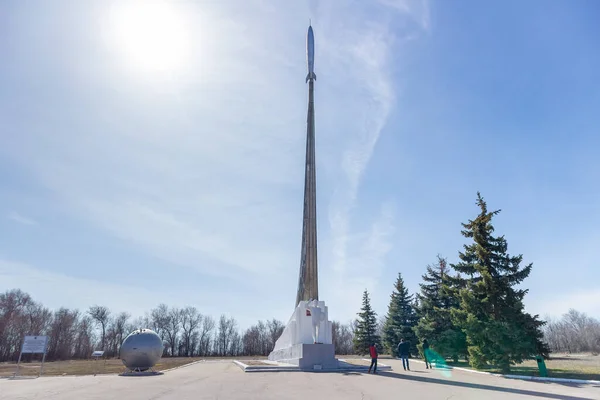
0,357 -> 207,377
445,353 -> 600,381
0,355 -> 279,378
243,360 -> 273,366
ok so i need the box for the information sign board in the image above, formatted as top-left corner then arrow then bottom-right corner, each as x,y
21,336 -> 48,354
15,335 -> 49,377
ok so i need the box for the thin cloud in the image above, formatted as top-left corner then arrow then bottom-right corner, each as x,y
0,1 -> 427,325
378,0 -> 431,32
0,259 -> 154,318
310,0 -> 429,320
3,2 -> 305,286
0,258 -> 256,324
7,211 -> 37,226
328,201 -> 396,319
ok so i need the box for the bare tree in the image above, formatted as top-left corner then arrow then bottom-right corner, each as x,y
543,309 -> 600,354
215,315 -> 237,356
0,289 -> 34,361
198,315 -> 215,356
164,307 -> 182,356
332,321 -> 343,354
241,319 -> 281,356
376,315 -> 386,340
242,321 -> 264,356
103,312 -> 130,357
113,312 -> 130,357
242,324 -> 261,356
24,301 -> 52,338
73,316 -> 95,358
267,319 -> 284,353
47,308 -> 80,360
229,330 -> 243,356
180,307 -> 202,357
127,315 -> 150,334
0,288 -> 304,361
150,304 -> 169,342
104,316 -> 117,357
190,331 -> 200,356
332,321 -> 355,355
87,305 -> 110,351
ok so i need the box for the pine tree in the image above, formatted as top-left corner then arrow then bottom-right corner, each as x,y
353,290 -> 380,355
414,255 -> 467,362
382,273 -> 418,356
450,193 -> 549,373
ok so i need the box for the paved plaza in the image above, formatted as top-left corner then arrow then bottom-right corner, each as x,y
1,359 -> 598,400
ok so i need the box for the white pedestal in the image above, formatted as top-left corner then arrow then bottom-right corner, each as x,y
268,300 -> 337,370
269,343 -> 338,369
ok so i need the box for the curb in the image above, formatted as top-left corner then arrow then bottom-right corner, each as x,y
406,358 -> 600,385
234,360 -> 304,373
234,360 -> 300,373
160,358 -> 237,373
234,359 -> 392,373
160,359 -> 206,373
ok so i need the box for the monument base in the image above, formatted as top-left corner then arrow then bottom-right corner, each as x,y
267,300 -> 338,370
268,343 -> 338,370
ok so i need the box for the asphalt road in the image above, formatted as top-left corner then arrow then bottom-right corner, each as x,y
1,358 -> 598,400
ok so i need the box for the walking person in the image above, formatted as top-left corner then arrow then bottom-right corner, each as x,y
397,338 -> 410,371
368,343 -> 378,374
422,339 -> 431,369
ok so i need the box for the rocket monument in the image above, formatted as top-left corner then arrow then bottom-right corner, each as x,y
296,24 -> 319,307
267,24 -> 337,370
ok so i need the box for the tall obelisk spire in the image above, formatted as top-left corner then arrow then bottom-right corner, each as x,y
296,24 -> 318,307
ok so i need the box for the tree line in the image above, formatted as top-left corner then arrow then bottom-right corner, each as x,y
3,194 -> 598,370
352,193 -> 568,373
0,290 -> 356,362
543,309 -> 600,354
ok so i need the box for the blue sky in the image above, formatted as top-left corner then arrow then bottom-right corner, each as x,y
1,0 -> 599,329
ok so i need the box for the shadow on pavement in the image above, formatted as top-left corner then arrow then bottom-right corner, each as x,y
501,376 -> 596,389
371,371 -> 593,400
391,358 -> 598,389
119,371 -> 164,377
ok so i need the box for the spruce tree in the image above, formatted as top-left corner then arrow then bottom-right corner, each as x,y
450,193 -> 549,373
382,273 -> 418,356
353,290 -> 380,355
414,255 -> 467,362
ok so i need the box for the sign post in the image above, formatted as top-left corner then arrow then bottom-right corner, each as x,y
91,350 -> 105,376
15,336 -> 49,377
40,349 -> 47,376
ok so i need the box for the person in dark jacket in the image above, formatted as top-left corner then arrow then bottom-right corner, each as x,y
422,339 -> 431,369
397,338 -> 410,371
368,343 -> 378,374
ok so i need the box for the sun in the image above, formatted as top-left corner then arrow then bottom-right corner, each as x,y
107,1 -> 191,75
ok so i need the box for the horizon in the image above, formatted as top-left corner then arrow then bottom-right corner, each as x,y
1,0 -> 599,331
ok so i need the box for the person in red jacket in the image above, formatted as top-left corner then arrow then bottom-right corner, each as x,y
368,343 -> 378,374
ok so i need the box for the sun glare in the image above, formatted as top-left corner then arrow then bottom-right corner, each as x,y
107,1 -> 191,75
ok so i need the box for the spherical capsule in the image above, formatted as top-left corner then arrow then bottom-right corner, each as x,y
120,328 -> 163,370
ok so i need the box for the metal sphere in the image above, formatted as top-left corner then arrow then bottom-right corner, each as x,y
120,328 -> 163,371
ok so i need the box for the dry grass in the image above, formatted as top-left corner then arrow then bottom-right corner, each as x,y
447,353 -> 600,381
0,357 -> 204,377
243,361 -> 274,366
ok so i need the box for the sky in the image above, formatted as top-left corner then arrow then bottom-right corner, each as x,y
1,0 -> 599,330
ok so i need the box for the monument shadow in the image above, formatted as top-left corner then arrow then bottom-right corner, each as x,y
367,370 -> 595,400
